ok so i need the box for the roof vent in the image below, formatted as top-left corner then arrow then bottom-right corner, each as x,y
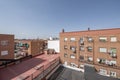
88,27 -> 90,31
62,29 -> 65,33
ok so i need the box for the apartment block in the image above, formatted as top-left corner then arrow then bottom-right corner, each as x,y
15,39 -> 45,58
0,34 -> 14,65
60,28 -> 120,78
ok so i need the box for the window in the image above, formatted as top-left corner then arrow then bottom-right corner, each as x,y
80,46 -> 84,51
98,58 -> 106,64
79,65 -> 84,69
1,40 -> 8,46
64,53 -> 68,58
80,37 -> 84,41
64,38 -> 68,42
70,54 -> 75,59
111,37 -> 117,42
99,48 -> 107,53
110,71 -> 116,77
70,46 -> 76,53
99,69 -> 107,75
109,48 -> 117,58
99,37 -> 107,42
64,45 -> 68,49
87,46 -> 92,52
70,38 -> 75,42
110,48 -> 117,54
1,51 -> 8,56
80,37 -> 84,44
87,57 -> 93,62
79,56 -> 84,61
88,37 -> 93,42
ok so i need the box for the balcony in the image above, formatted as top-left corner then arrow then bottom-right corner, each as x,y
97,58 -> 116,67
70,46 -> 76,53
110,53 -> 117,58
108,50 -> 117,58
80,41 -> 84,45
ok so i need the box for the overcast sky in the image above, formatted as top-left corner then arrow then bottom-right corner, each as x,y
0,0 -> 120,39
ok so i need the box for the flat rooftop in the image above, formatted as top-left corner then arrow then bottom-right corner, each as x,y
0,54 -> 60,80
48,66 -> 85,80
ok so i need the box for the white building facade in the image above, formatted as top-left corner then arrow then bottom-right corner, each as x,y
48,40 -> 60,53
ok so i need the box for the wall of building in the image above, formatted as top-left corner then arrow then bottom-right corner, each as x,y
48,40 -> 60,53
15,39 -> 45,57
60,28 -> 120,78
0,34 -> 14,64
31,40 -> 45,56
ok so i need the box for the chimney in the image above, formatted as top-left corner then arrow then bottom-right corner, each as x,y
62,29 -> 65,33
88,27 -> 90,31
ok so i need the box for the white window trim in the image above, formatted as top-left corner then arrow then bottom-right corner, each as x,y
64,38 -> 68,41
1,51 -> 8,56
111,37 -> 117,42
99,37 -> 107,40
70,55 -> 75,59
88,57 -> 93,61
1,40 -> 9,46
99,69 -> 107,75
70,37 -> 76,41
99,48 -> 107,53
99,37 -> 107,41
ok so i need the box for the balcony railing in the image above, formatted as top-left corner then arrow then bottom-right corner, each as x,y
110,53 -> 117,58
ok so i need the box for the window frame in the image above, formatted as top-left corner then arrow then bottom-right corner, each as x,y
64,38 -> 68,42
110,71 -> 116,77
70,54 -> 75,59
70,37 -> 76,42
64,53 -> 68,58
110,36 -> 117,42
99,37 -> 107,42
99,47 -> 107,53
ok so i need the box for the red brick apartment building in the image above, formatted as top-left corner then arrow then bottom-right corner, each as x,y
14,39 -> 45,58
60,28 -> 120,78
0,34 -> 14,65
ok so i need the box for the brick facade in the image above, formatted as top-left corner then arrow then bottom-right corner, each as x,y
60,28 -> 120,78
0,34 -> 14,64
